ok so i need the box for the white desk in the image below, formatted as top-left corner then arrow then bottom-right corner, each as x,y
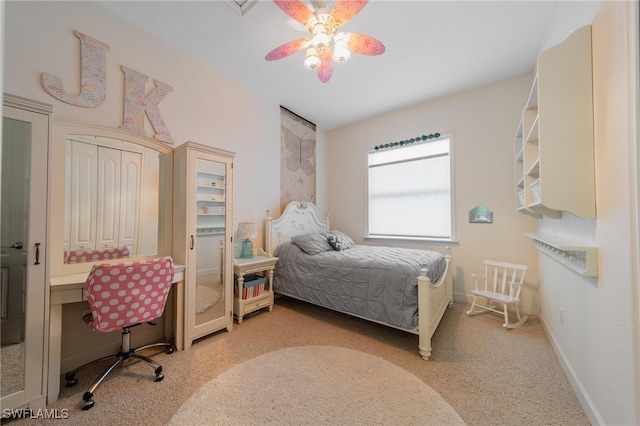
47,265 -> 185,403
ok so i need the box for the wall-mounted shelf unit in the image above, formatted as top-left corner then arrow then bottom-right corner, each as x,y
513,25 -> 595,219
514,119 -> 541,218
526,233 -> 598,277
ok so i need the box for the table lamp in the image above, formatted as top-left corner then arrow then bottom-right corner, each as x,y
237,222 -> 257,259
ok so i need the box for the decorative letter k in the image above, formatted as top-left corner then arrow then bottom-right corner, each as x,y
121,66 -> 175,144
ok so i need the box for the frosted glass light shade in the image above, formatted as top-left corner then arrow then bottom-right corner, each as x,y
304,47 -> 320,69
333,33 -> 350,63
311,24 -> 331,49
237,222 -> 257,239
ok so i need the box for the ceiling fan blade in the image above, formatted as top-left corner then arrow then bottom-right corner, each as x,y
317,49 -> 333,83
265,38 -> 308,61
345,33 -> 385,56
332,0 -> 369,28
273,0 -> 314,26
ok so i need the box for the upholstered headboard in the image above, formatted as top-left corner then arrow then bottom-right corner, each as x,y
265,201 -> 330,255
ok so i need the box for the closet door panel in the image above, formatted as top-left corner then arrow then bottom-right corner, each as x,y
96,146 -> 121,250
70,141 -> 97,251
64,140 -> 71,253
119,151 -> 142,254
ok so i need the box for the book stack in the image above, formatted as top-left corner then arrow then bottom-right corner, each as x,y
235,274 -> 267,300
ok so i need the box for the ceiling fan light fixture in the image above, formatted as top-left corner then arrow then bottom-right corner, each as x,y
311,24 -> 332,49
314,10 -> 332,25
267,0 -> 385,83
304,47 -> 321,69
333,47 -> 350,63
332,33 -> 350,62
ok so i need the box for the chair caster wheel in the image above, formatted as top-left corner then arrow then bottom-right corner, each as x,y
82,391 -> 95,410
155,372 -> 164,382
167,347 -> 174,354
65,373 -> 78,387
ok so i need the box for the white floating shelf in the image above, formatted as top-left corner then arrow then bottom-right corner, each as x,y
526,232 -> 598,277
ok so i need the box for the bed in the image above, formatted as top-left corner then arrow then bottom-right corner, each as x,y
264,201 -> 453,360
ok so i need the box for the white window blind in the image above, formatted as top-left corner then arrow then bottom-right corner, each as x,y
367,136 -> 452,240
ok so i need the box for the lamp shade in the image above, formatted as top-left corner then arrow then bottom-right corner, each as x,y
237,222 -> 257,239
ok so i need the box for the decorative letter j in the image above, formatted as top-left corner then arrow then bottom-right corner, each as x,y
41,31 -> 110,107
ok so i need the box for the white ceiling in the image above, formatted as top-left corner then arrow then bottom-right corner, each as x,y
98,1 -> 582,129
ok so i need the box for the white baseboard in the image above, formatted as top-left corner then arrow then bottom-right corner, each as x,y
538,314 -> 604,425
455,291 -> 603,423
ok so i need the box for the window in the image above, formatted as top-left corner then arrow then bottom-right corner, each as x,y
367,135 -> 454,241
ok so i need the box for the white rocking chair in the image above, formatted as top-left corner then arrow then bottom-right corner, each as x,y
466,260 -> 528,328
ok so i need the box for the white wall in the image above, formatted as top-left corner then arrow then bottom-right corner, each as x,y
6,1 -> 638,422
2,0 -> 313,252
326,2 -> 640,423
326,74 -> 541,312
536,2 -> 639,424
3,0 -> 325,369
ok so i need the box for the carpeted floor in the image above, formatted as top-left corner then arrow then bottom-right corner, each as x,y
4,298 -> 589,425
1,342 -> 24,396
170,346 -> 465,425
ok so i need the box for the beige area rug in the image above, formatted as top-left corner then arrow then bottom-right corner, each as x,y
195,286 -> 220,315
170,345 -> 465,425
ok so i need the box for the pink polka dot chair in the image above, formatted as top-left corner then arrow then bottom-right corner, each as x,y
64,246 -> 131,264
64,256 -> 175,410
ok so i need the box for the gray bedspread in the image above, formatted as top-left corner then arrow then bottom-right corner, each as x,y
273,242 -> 447,329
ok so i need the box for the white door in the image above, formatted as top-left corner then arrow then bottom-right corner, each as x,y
189,150 -> 232,334
96,146 -> 121,250
1,98 -> 50,412
118,150 -> 141,254
68,141 -> 142,256
69,140 -> 97,251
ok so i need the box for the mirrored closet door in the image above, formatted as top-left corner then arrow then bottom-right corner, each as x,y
173,142 -> 234,350
1,95 -> 51,411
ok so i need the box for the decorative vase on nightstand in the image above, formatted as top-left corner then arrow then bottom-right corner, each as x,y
237,222 -> 257,259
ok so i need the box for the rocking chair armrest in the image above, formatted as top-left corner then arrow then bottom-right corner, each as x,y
508,280 -> 523,297
471,273 -> 486,290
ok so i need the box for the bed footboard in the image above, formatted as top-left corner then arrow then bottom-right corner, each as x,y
417,248 -> 453,360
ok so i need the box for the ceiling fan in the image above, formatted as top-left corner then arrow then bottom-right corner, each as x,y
265,0 -> 385,83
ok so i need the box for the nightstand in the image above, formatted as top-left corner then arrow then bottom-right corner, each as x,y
233,255 -> 278,323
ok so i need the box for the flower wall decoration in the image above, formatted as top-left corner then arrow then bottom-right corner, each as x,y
374,132 -> 441,151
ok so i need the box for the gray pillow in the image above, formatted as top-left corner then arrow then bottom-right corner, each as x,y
290,233 -> 333,255
325,230 -> 355,251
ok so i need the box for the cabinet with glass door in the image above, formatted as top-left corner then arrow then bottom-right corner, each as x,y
173,142 -> 234,350
1,94 -> 51,411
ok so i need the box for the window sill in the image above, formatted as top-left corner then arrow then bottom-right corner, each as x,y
363,236 -> 459,246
